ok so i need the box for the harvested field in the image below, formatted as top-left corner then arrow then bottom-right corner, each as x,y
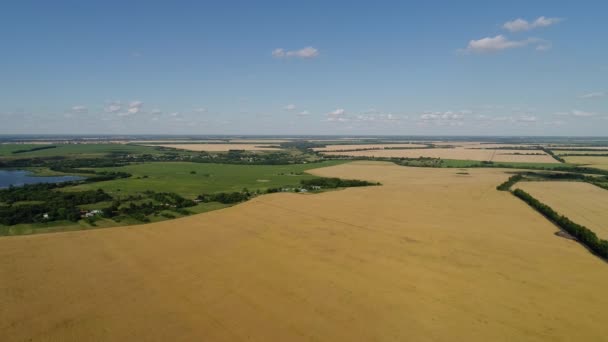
563,156 -> 608,170
431,142 -> 536,149
547,146 -> 608,150
129,140 -> 227,144
312,143 -> 428,151
230,139 -> 291,143
553,150 -> 608,156
515,181 -> 608,239
321,148 -> 559,163
148,143 -> 282,151
1,162 -> 607,341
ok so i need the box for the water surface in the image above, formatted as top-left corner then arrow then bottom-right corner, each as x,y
0,170 -> 84,189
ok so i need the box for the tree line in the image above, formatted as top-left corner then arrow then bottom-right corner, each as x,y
513,189 -> 608,259
496,174 -> 523,191
300,177 -> 379,188
11,145 -> 58,154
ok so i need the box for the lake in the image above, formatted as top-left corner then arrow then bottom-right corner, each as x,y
0,170 -> 84,189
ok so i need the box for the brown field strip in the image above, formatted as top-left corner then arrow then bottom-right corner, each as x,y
145,143 -> 282,151
321,148 -> 558,163
312,143 -> 427,151
515,181 -> 608,240
1,162 -> 607,341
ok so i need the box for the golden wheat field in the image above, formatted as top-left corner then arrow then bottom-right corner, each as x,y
146,143 -> 282,151
312,143 -> 428,151
563,156 -> 608,170
552,150 -> 608,156
515,181 -> 608,239
321,148 -> 558,163
1,162 -> 607,341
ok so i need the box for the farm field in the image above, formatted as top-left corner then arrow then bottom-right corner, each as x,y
552,150 -> 608,156
64,161 -> 344,198
563,156 -> 608,170
147,143 -> 282,151
312,143 -> 428,151
515,181 -> 608,239
0,143 -> 162,158
1,162 -> 607,341
547,146 -> 608,150
321,147 -> 559,163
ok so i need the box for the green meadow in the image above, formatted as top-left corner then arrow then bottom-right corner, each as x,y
63,161 -> 346,198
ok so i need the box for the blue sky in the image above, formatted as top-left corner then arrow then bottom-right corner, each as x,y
1,0 -> 607,135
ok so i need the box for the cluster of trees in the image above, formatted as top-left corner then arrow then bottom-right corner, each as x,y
300,177 -> 379,189
0,184 -> 111,225
197,190 -> 252,204
513,189 -> 608,259
145,191 -> 196,208
496,174 -> 523,191
102,191 -> 196,222
12,145 -> 57,154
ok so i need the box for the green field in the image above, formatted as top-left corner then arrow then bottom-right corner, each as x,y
0,143 -> 163,158
64,161 -> 346,198
0,160 -> 345,235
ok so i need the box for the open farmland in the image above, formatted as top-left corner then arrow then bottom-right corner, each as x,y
1,162 -> 607,341
147,143 -> 282,151
563,156 -> 608,170
312,143 -> 428,151
0,143 -> 162,158
321,147 -> 559,163
553,150 -> 608,156
515,181 -> 608,239
63,161 -> 343,198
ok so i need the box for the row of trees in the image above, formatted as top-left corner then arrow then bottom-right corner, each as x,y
496,174 -> 523,191
513,189 -> 608,259
541,148 -> 566,163
12,145 -> 57,154
197,191 -> 252,204
300,177 -> 379,189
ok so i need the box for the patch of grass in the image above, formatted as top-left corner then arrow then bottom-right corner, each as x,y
62,161 -> 346,198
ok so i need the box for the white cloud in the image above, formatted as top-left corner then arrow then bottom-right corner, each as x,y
503,16 -> 562,32
419,111 -> 467,126
463,35 -> 541,54
104,101 -> 122,113
420,111 -> 465,121
70,105 -> 88,114
326,108 -> 348,122
579,91 -> 606,99
284,104 -> 296,111
535,43 -> 552,51
272,46 -> 319,59
126,101 -> 144,115
517,115 -> 538,122
328,108 -> 345,116
298,110 -> 310,116
571,109 -> 595,117
194,107 -> 207,113
169,112 -> 180,117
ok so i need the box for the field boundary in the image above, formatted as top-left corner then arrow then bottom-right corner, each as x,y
512,188 -> 608,261
495,172 -> 608,261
